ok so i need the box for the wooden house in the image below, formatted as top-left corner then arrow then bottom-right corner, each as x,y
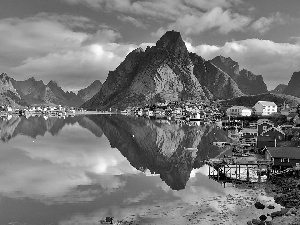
265,147 -> 300,169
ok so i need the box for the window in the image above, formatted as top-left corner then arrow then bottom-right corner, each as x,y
280,158 -> 289,163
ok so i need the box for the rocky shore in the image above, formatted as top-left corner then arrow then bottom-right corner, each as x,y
247,170 -> 300,225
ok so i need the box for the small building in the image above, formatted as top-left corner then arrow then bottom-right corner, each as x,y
254,101 -> 277,116
226,106 -> 252,117
265,147 -> 300,169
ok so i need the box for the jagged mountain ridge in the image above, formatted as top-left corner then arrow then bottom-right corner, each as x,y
0,73 -> 102,107
210,56 -> 268,95
82,30 -> 269,109
82,31 -> 253,108
283,71 -> 300,97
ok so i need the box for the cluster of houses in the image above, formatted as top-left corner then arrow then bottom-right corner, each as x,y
122,101 -> 223,122
218,101 -> 300,171
0,105 -> 83,117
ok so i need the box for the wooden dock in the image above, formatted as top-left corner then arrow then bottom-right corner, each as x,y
205,157 -> 273,183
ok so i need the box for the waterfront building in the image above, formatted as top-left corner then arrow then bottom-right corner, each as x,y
265,147 -> 300,169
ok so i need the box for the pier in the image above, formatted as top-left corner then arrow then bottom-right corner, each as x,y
205,157 -> 273,184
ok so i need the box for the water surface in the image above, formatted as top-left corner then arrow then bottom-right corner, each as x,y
0,115 -> 252,225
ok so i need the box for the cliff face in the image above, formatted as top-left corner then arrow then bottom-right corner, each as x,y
210,56 -> 268,95
87,115 -> 230,190
283,72 -> 300,97
189,53 -> 244,100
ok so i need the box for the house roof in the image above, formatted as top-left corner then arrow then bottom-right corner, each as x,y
257,101 -> 277,106
261,126 -> 285,136
267,147 -> 300,159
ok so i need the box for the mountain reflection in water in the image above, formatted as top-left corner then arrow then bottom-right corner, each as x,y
0,115 -> 233,225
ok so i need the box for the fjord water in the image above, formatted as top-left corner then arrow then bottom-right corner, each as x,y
0,115 -> 251,224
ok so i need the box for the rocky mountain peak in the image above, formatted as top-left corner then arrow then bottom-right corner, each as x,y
155,30 -> 188,60
0,73 -> 10,82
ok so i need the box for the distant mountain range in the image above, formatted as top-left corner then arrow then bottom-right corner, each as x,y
0,73 -> 102,107
1,30 -> 300,109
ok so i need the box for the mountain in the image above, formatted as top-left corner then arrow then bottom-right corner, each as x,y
77,80 -> 102,102
0,73 -> 28,107
270,84 -> 288,94
0,73 -> 102,107
210,56 -> 268,95
82,31 -> 246,110
283,71 -> 300,97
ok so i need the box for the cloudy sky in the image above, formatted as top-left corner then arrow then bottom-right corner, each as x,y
1,0 -> 300,92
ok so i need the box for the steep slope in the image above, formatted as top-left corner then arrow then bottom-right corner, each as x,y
77,80 -> 102,102
270,84 -> 288,94
82,31 -> 247,109
189,53 -> 244,100
0,73 -> 28,106
283,71 -> 300,97
210,56 -> 268,95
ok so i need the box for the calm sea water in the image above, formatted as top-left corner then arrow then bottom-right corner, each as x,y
0,115 -> 242,225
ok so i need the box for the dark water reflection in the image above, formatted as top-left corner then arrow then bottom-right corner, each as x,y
0,115 -> 234,225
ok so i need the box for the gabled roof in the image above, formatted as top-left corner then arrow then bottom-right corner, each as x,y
256,101 -> 277,106
267,147 -> 300,159
261,126 -> 285,136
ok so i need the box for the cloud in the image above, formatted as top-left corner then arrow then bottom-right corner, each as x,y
117,15 -> 147,29
183,0 -> 242,11
251,12 -> 285,34
163,7 -> 251,36
0,13 -> 138,91
187,39 -> 300,90
0,124 -> 139,203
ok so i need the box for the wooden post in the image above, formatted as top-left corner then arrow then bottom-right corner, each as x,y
246,165 -> 249,182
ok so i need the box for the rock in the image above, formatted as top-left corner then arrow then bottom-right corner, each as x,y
259,215 -> 267,221
267,205 -> 275,209
254,201 -> 265,209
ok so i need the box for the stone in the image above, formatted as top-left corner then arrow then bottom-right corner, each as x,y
254,202 -> 265,209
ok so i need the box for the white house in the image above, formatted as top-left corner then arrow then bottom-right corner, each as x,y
226,106 -> 252,117
254,101 -> 277,116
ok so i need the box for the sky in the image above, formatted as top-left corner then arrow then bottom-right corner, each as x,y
1,0 -> 300,92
